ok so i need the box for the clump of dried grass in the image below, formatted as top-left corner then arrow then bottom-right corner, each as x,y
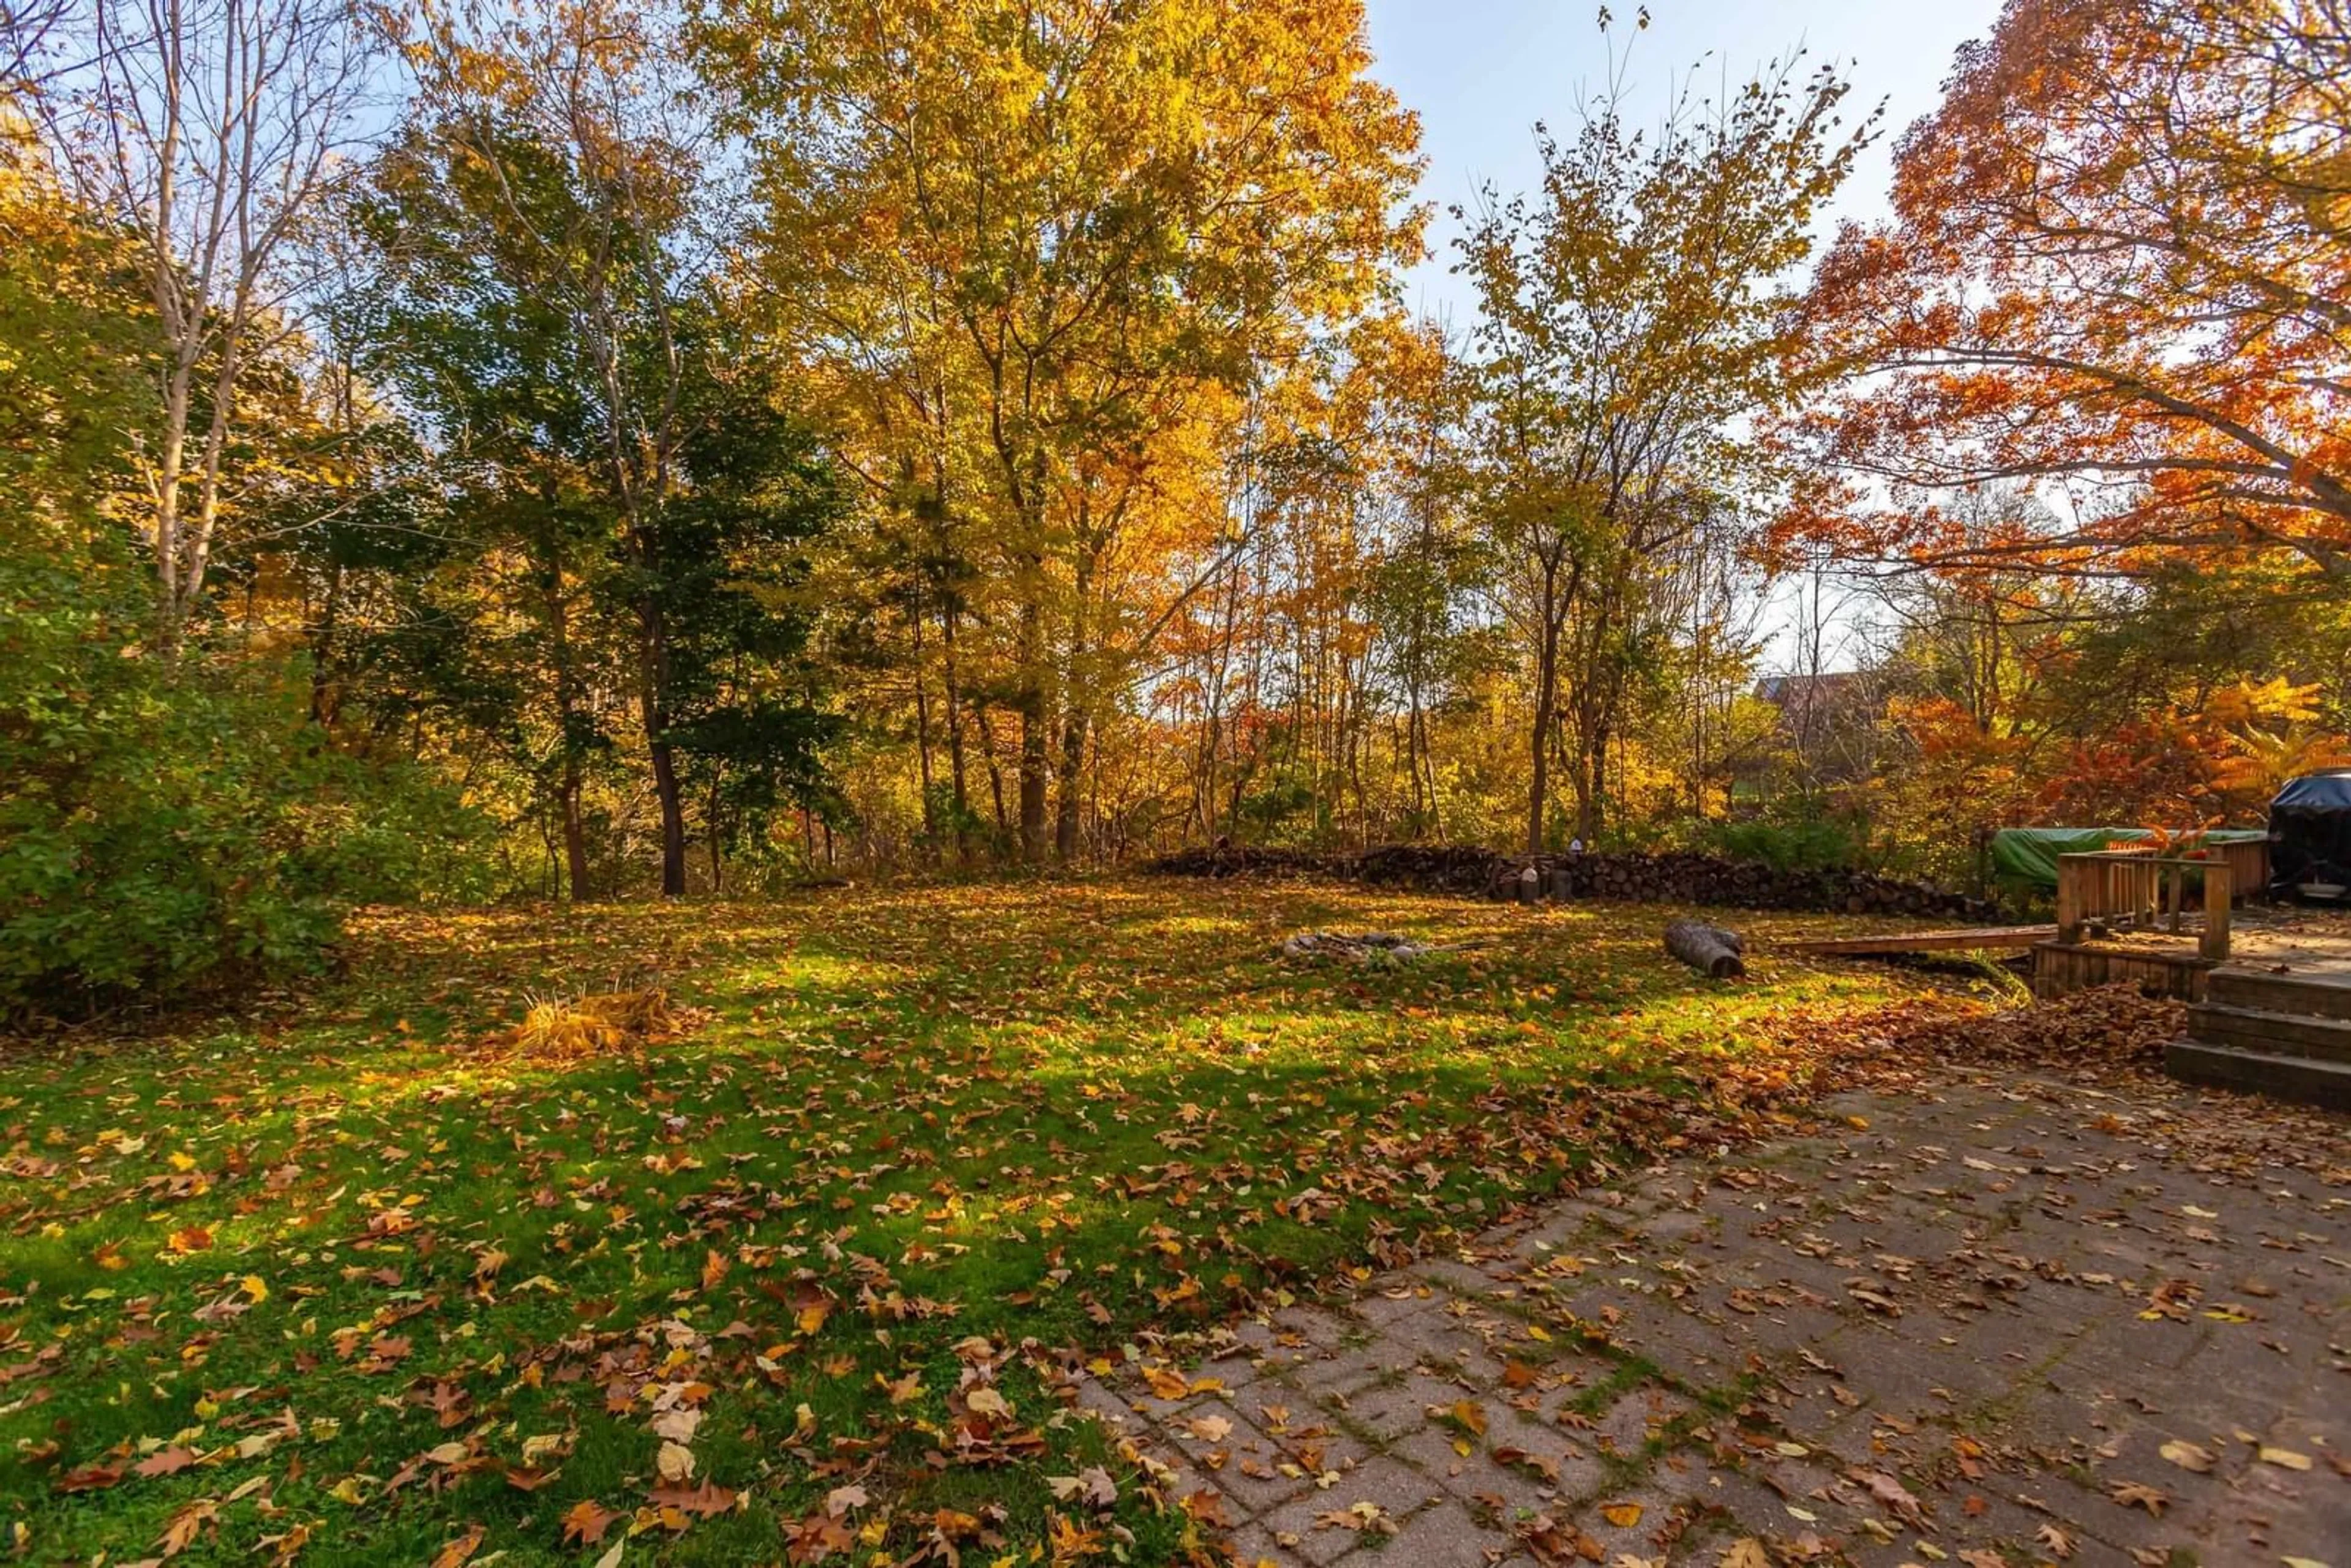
488,988 -> 693,1060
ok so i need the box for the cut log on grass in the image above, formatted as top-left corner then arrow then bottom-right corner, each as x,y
1665,919 -> 1745,978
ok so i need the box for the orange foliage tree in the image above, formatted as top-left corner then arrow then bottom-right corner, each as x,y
1777,0 -> 2351,581
2037,679 -> 2351,823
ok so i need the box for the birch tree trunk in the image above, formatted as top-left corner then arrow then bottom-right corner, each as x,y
79,0 -> 366,653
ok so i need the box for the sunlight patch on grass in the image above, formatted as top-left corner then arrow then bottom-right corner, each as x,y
0,877 -> 1999,1566
1120,910 -> 1259,941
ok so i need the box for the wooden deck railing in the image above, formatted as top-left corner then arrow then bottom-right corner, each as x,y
2055,849 -> 2245,960
2210,836 -> 2273,904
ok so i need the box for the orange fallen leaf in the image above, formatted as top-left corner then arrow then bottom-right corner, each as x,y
1442,1398 -> 1487,1436
561,1500 -> 623,1546
429,1524 -> 486,1568
649,1480 -> 737,1518
156,1498 -> 219,1559
1142,1366 -> 1191,1400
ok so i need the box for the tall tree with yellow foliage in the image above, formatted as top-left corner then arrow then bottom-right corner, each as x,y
699,0 -> 1425,858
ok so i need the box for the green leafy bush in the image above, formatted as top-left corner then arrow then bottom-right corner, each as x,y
1688,805 -> 1872,872
0,542 -> 488,1017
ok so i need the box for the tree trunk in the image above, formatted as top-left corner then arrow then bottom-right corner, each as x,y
651,735 -> 688,896
1197,553 -> 1243,844
707,771 -> 725,893
152,369 -> 192,655
1055,707 -> 1088,861
1527,564 -> 1562,856
560,763 -> 590,901
941,603 -> 974,863
975,703 -> 1011,838
1017,594 -> 1049,861
636,575 -> 687,896
540,511 -> 591,901
1406,685 -> 1428,830
1577,726 -> 1609,844
625,479 -> 686,896
1055,549 -> 1092,861
538,802 -> 560,898
912,596 -> 937,846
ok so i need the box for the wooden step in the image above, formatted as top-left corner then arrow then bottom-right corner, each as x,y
2165,1040 -> 2351,1112
2205,969 -> 2351,1021
2186,1003 -> 2351,1063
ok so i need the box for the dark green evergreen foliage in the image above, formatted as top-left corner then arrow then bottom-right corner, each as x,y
350,107 -> 843,895
637,347 -> 848,870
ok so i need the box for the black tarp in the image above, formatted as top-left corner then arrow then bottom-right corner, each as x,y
2270,770 -> 2351,895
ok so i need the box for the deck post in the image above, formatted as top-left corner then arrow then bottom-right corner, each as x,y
2200,861 -> 2233,961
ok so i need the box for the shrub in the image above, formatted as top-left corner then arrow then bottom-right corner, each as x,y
0,544 -> 489,1017
1689,805 -> 1871,872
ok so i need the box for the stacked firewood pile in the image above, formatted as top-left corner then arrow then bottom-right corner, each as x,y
1143,844 -> 1349,879
1534,851 -> 1999,920
1355,844 -> 1506,893
1148,841 -> 2000,921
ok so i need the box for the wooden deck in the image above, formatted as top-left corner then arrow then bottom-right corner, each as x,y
2031,939 -> 2216,1001
2030,845 -> 2255,1000
2033,909 -> 2351,1003
1779,925 -> 2057,956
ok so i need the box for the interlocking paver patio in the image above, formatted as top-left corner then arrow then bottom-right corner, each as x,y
1081,1074 -> 2348,1564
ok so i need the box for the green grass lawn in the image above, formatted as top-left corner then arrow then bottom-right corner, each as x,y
0,879 -> 2002,1566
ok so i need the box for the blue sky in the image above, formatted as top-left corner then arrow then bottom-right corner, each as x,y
1363,0 -> 2009,321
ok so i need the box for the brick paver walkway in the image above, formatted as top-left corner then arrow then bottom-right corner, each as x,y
1081,1079 -> 2348,1566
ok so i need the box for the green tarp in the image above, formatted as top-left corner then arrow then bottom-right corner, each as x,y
1989,827 -> 2270,889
